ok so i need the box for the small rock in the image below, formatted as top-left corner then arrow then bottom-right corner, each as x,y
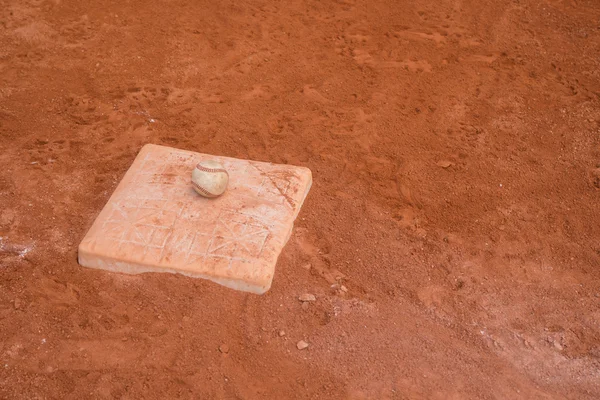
279,330 -> 286,337
436,160 -> 453,168
13,299 -> 21,310
301,302 -> 310,310
296,340 -> 309,350
340,285 -> 348,293
300,263 -> 311,270
415,228 -> 427,238
219,344 -> 230,354
299,294 -> 316,302
553,341 -> 563,351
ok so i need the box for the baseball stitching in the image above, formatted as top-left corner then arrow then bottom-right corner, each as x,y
195,163 -> 229,175
191,180 -> 218,197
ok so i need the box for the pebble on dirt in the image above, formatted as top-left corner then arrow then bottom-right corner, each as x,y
299,294 -> 316,302
219,344 -> 230,354
297,340 -> 309,350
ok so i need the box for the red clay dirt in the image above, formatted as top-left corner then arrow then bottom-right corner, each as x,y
1,0 -> 599,399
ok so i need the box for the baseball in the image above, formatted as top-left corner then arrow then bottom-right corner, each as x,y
191,160 -> 229,198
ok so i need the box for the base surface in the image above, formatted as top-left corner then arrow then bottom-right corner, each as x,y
78,144 -> 312,294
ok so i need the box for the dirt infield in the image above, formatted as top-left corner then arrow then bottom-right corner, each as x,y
1,0 -> 599,398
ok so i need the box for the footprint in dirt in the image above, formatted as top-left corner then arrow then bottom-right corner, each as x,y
300,85 -> 332,104
393,28 -> 446,45
293,227 -> 346,285
591,166 -> 600,189
0,209 -> 17,230
392,184 -> 428,237
242,84 -> 274,101
59,15 -> 94,44
380,59 -> 433,73
0,235 -> 34,267
63,94 -> 112,126
32,278 -> 81,309
352,48 -> 374,66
